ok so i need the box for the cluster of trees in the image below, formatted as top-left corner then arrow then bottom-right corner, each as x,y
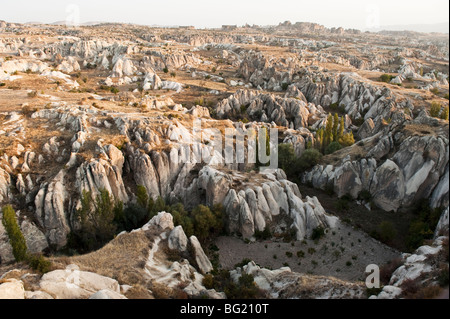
315,113 -> 355,155
68,186 -> 225,253
278,144 -> 322,183
405,199 -> 443,252
430,102 -> 449,121
277,113 -> 355,182
1,205 -> 51,273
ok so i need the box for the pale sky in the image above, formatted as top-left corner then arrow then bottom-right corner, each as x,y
1,0 -> 449,30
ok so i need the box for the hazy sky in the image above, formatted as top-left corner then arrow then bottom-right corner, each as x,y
1,0 -> 449,30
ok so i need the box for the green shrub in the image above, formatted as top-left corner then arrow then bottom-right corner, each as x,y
192,204 -> 223,242
380,74 -> 393,83
281,83 -> 289,91
296,250 -> 305,258
335,194 -> 351,212
1,205 -> 28,262
430,87 -> 440,95
277,143 -> 296,172
115,203 -> 148,232
28,254 -> 51,273
254,226 -> 272,240
430,102 -> 442,118
358,189 -> 372,201
439,106 -> 449,121
136,185 -> 149,208
378,221 -> 397,244
406,199 -> 442,252
69,189 -> 119,253
170,203 -> 194,237
295,148 -> 322,171
170,203 -> 224,244
110,87 -> 119,94
311,226 -> 325,241
325,141 -> 342,155
202,274 -> 214,289
206,270 -> 264,299
163,67 -> 169,73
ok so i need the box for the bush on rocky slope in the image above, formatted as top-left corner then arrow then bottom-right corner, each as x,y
2,205 -> 27,262
406,199 -> 443,252
1,205 -> 51,273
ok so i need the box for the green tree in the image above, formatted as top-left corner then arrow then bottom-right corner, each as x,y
338,116 -> 345,142
152,196 -> 167,216
136,185 -> 149,208
1,205 -> 28,262
170,203 -> 194,237
315,128 -> 324,153
71,189 -> 118,252
324,114 -> 333,148
278,143 -> 296,172
332,113 -> 339,142
191,205 -> 221,242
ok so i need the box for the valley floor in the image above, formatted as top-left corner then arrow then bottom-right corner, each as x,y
215,219 -> 400,282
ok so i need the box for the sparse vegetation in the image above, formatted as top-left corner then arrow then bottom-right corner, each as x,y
67,189 -> 121,253
379,74 -> 393,83
202,270 -> 265,299
311,226 -> 325,241
1,205 -> 51,273
405,199 -> 443,252
2,205 -> 28,262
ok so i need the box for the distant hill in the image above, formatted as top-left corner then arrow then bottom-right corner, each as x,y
367,22 -> 449,34
24,21 -> 104,26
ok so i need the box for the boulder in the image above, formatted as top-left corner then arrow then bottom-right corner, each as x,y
168,225 -> 188,252
0,279 -> 25,299
40,264 -> 121,299
21,219 -> 49,254
189,236 -> 213,274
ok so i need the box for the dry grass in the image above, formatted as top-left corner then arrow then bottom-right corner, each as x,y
124,284 -> 154,299
54,230 -> 151,285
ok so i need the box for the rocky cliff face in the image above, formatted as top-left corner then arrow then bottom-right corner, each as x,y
1,20 -> 448,299
303,113 -> 449,212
